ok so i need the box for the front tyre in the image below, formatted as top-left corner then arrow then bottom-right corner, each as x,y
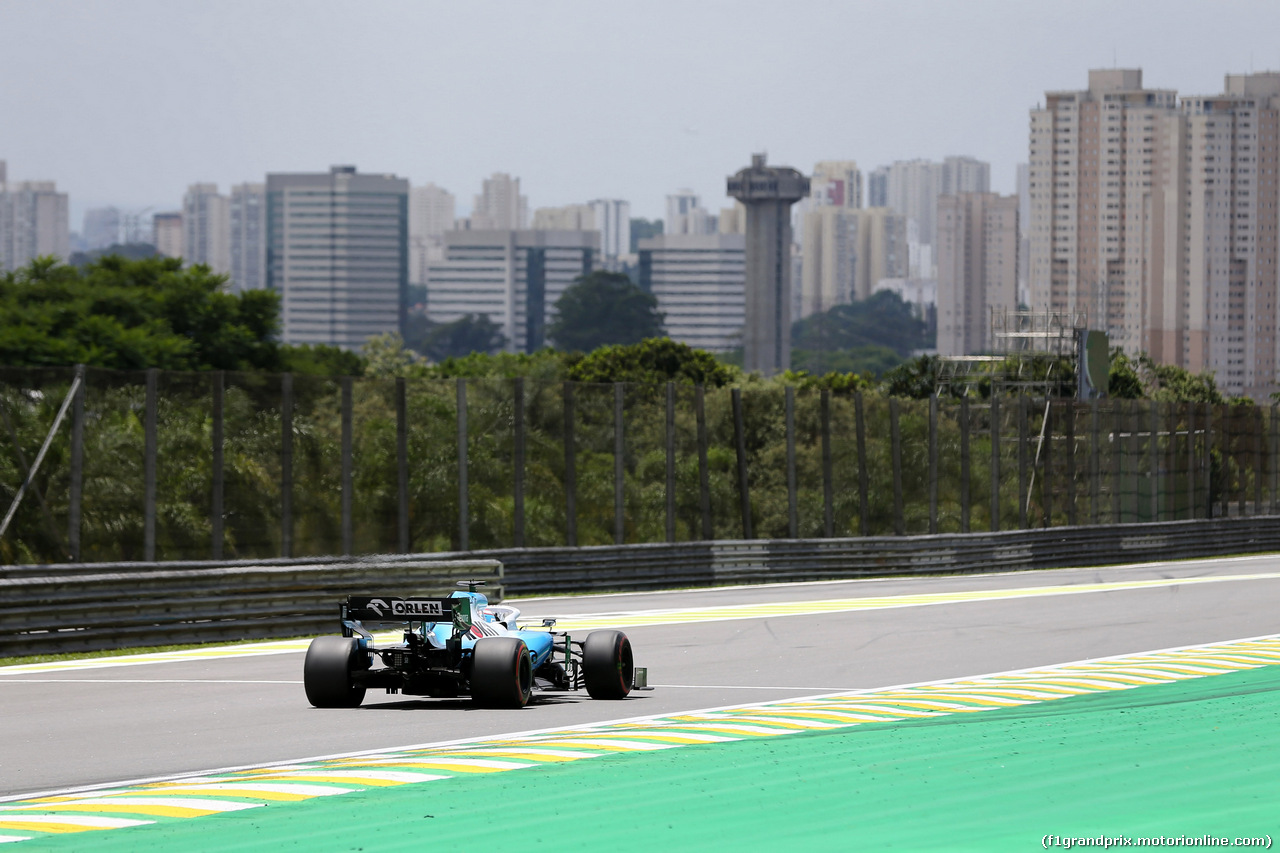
471,637 -> 533,708
304,636 -> 368,708
583,630 -> 633,699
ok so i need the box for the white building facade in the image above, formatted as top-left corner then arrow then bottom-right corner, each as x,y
637,233 -> 745,353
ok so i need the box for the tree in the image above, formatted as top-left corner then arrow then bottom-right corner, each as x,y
629,218 -> 663,253
362,332 -> 426,377
548,271 -> 665,353
0,255 -> 282,371
791,291 -> 930,366
566,337 -> 737,386
421,313 -> 507,361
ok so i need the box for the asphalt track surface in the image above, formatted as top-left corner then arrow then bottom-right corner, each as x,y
3,554 -> 1280,800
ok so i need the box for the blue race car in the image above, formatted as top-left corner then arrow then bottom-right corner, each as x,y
303,581 -> 638,709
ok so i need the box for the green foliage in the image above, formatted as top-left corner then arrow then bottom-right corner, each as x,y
1137,355 -> 1224,404
1108,349 -> 1144,399
69,244 -> 159,266
421,313 -> 507,361
778,369 -> 875,394
791,345 -> 904,378
567,338 -> 738,387
880,355 -> 942,399
279,343 -> 366,377
792,291 -> 930,360
0,255 -> 282,371
548,271 -> 665,353
362,333 -> 426,378
429,349 -> 569,381
629,218 -> 663,253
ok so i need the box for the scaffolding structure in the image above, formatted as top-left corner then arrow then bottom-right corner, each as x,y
935,309 -> 1089,397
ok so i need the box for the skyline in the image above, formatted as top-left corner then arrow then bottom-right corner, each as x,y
4,1 -> 1280,226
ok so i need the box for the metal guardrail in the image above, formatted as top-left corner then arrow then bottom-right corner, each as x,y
5,516 -> 1279,657
0,557 -> 503,656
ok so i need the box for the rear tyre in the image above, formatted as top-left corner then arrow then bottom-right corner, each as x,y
583,630 -> 633,699
304,636 -> 367,708
471,637 -> 533,708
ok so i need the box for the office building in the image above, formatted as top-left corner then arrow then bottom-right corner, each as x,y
637,233 -> 745,352
0,177 -> 69,272
666,189 -> 717,236
727,153 -> 809,375
936,193 -> 1019,356
470,173 -> 527,230
266,165 -> 409,350
425,229 -> 598,353
182,183 -> 230,275
229,183 -> 265,292
532,204 -> 594,231
408,183 -> 456,287
588,198 -> 631,267
82,207 -> 122,250
800,206 -> 908,318
152,212 -> 183,259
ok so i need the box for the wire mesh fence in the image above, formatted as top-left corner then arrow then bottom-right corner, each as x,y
1,365 -> 1275,564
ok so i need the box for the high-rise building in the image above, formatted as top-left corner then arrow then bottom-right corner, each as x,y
637,233 -> 745,353
1016,163 -> 1031,306
229,183 -> 265,293
408,183 -> 456,288
800,207 -> 908,318
941,156 -> 991,196
182,183 -> 231,276
811,161 -> 862,209
1028,69 -> 1178,355
152,212 -> 183,259
82,207 -> 122,250
588,199 -> 631,267
1155,73 -> 1280,397
869,157 -> 991,279
0,178 -> 69,271
665,189 -> 717,235
727,154 -> 809,375
266,165 -> 409,350
532,204 -> 594,231
866,166 -> 888,208
936,193 -> 1019,356
425,229 -> 598,353
470,173 -> 527,230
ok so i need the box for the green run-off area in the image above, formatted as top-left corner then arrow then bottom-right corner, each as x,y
23,665 -> 1280,852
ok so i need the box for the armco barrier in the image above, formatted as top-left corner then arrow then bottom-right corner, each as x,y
4,516 -> 1280,657
0,557 -> 503,656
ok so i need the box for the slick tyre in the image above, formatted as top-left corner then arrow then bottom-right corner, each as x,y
471,637 -> 533,708
303,636 -> 368,708
583,630 -> 633,700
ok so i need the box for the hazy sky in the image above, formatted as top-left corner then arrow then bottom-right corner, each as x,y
5,0 -> 1280,228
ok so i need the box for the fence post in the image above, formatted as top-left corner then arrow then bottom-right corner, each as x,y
281,373 -> 293,558
1113,403 -> 1124,525
1090,397 -> 1100,525
1018,395 -> 1028,530
396,377 -> 409,553
1187,404 -> 1196,519
1271,404 -> 1278,515
666,382 -> 676,543
990,394 -> 1000,532
696,384 -> 712,541
457,378 -> 469,551
1254,407 -> 1263,516
928,394 -> 938,535
514,377 -> 526,548
144,367 -> 158,562
855,392 -> 869,536
614,382 -> 625,545
786,386 -> 798,539
563,381 -> 576,547
1065,401 -> 1077,526
68,364 -> 85,561
821,387 -> 833,538
960,396 -> 970,533
211,371 -> 224,560
1150,400 -> 1160,522
732,387 -> 752,539
1042,402 -> 1052,528
341,376 -> 353,555
890,398 -> 904,536
1205,404 -> 1214,518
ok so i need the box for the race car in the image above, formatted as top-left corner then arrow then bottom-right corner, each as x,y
303,581 -> 639,709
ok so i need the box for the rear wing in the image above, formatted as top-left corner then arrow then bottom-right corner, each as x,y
343,595 -> 472,631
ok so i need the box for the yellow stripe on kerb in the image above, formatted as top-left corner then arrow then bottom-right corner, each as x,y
3,635 -> 1280,844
